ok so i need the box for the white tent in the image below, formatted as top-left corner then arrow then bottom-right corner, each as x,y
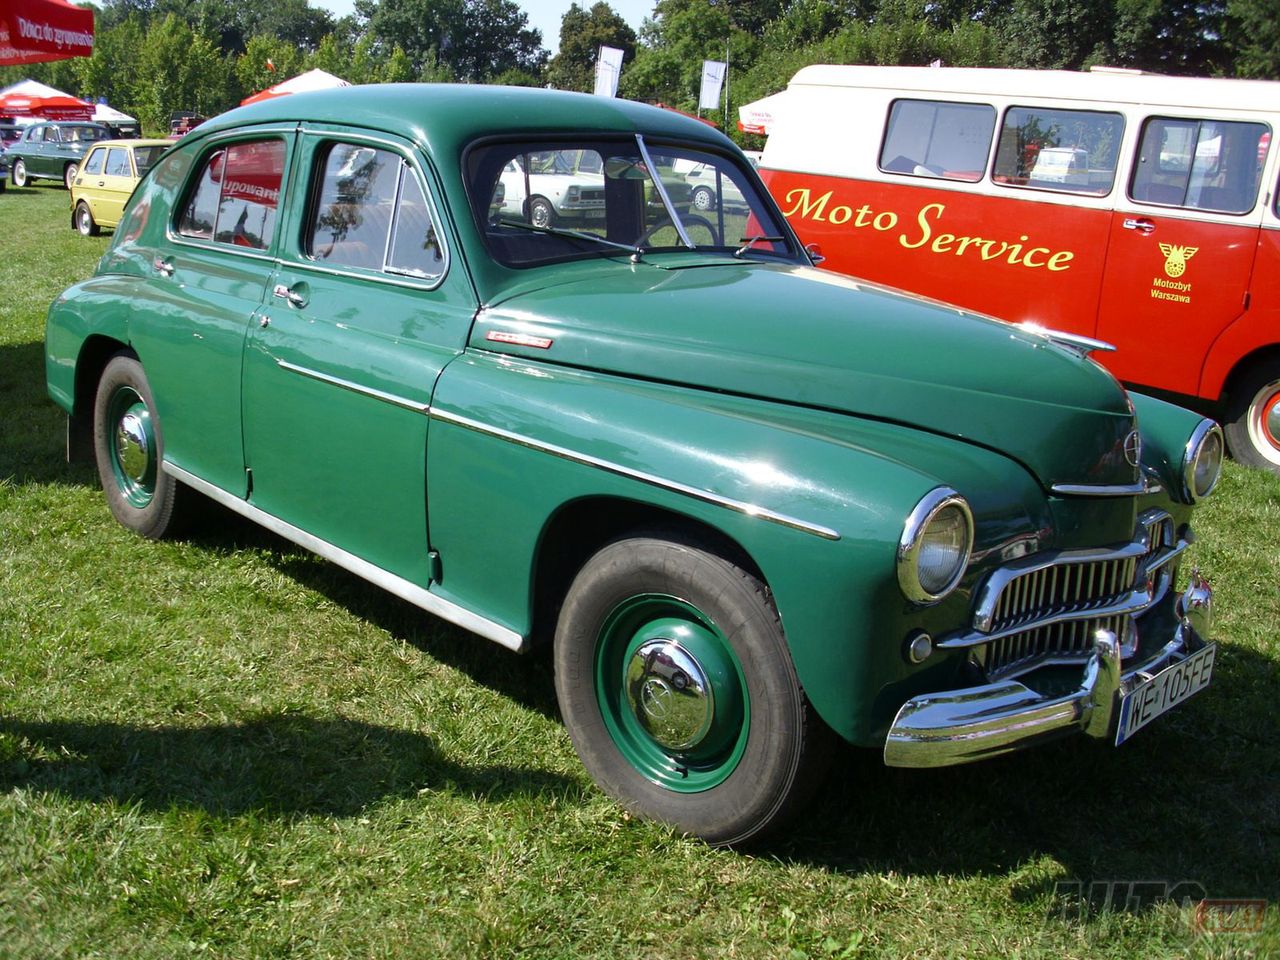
93,102 -> 136,126
241,69 -> 351,106
0,78 -> 72,98
738,90 -> 792,136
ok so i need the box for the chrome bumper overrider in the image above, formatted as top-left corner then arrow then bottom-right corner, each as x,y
883,573 -> 1213,768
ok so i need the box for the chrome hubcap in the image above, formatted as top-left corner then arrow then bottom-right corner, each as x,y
1264,392 -> 1280,447
625,637 -> 714,751
115,407 -> 150,484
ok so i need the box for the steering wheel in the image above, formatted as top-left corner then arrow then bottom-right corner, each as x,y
637,214 -> 722,248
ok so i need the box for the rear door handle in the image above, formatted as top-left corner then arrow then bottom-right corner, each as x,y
1123,217 -> 1156,234
152,256 -> 174,277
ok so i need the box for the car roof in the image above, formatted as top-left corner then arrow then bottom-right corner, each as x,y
196,83 -> 737,158
88,138 -> 172,149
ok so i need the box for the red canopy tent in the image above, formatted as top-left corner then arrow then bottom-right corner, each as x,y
0,79 -> 92,120
0,0 -> 95,67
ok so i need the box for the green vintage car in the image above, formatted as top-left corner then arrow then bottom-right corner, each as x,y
45,85 -> 1223,844
9,121 -> 112,190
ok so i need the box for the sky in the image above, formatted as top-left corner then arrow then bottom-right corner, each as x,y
310,0 -> 656,55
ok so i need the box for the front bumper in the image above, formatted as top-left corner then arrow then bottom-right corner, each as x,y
883,572 -> 1213,768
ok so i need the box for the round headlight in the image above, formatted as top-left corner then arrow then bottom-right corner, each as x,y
898,488 -> 974,604
1182,420 -> 1224,502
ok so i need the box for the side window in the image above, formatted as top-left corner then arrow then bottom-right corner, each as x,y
1131,117 -> 1270,214
880,100 -> 995,182
177,139 -> 285,249
993,107 -> 1124,195
43,126 -> 59,143
82,148 -> 105,176
308,142 -> 442,278
104,147 -> 130,177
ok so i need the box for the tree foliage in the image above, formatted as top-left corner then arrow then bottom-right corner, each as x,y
548,3 -> 639,92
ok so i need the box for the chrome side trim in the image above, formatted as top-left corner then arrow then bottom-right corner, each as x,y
162,462 -> 525,652
276,359 -> 430,413
428,406 -> 842,541
1051,479 -> 1152,497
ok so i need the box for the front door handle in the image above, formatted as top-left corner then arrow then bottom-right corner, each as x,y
272,283 -> 308,309
1123,217 -> 1156,234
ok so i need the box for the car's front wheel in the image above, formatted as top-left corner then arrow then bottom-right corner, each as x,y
554,534 -> 829,845
75,201 -> 100,236
11,159 -> 28,187
93,354 -> 193,538
64,162 -> 78,190
528,195 -> 554,229
691,185 -> 715,211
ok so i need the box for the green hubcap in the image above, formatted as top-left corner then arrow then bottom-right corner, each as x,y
107,387 -> 156,508
595,594 -> 748,793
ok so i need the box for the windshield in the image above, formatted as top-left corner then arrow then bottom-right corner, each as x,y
468,137 -> 800,268
133,145 -> 167,175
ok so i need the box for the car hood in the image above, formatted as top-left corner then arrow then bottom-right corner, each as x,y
471,259 -> 1138,490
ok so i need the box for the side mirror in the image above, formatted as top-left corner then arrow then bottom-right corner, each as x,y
805,242 -> 825,265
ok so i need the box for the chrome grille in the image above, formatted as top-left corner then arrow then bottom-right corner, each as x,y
987,615 -> 1132,676
988,555 -> 1138,634
959,509 -> 1179,679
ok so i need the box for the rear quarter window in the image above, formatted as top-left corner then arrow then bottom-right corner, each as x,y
880,99 -> 996,183
176,139 -> 285,249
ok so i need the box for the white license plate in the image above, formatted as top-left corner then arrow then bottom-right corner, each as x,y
1116,644 -> 1215,745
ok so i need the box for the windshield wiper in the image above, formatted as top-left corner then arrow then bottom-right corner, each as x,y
497,218 -> 643,260
734,235 -> 787,258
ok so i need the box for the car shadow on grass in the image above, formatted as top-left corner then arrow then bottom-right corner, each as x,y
0,340 -> 95,486
0,713 -> 580,819
771,645 -> 1279,903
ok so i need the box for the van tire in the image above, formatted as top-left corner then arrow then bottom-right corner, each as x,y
1224,359 -> 1280,474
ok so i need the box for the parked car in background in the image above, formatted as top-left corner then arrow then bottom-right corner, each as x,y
70,139 -> 171,235
0,120 -> 20,192
674,157 -> 749,212
7,121 -> 111,189
168,112 -> 205,140
46,85 -> 1222,845
498,150 -> 606,227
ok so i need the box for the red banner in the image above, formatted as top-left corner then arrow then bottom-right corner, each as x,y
0,0 -> 95,66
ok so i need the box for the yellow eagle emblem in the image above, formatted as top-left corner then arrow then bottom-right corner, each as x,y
1159,243 -> 1199,279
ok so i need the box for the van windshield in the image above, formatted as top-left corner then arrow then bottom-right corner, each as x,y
467,137 -> 801,268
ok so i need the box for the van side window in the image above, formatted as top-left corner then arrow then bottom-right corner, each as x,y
1131,117 -> 1270,215
307,142 -> 444,279
879,100 -> 995,183
993,107 -> 1124,196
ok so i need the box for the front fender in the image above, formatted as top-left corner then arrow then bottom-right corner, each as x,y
426,351 -> 1049,742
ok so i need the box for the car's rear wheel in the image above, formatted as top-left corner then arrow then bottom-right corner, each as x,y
93,354 -> 193,538
64,162 -> 78,190
11,159 -> 27,187
554,534 -> 829,845
75,201 -> 100,237
1225,359 -> 1280,474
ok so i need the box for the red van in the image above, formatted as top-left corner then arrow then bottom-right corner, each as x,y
754,66 -> 1280,473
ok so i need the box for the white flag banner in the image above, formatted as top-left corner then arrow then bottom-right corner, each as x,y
699,60 -> 727,110
594,46 -> 624,98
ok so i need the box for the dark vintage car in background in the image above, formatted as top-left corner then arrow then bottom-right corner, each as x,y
45,85 -> 1223,844
8,120 -> 111,190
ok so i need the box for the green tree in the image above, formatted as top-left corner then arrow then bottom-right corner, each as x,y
548,2 -> 638,92
236,34 -> 306,100
448,0 -> 547,81
134,14 -> 231,130
1228,0 -> 1280,78
74,16 -> 147,109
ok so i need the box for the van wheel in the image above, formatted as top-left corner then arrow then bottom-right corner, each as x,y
554,535 -> 829,845
1224,360 -> 1280,474
93,353 -> 193,538
11,159 -> 27,187
76,201 -> 100,236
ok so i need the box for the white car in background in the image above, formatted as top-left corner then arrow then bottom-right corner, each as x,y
673,157 -> 749,212
499,150 -> 606,228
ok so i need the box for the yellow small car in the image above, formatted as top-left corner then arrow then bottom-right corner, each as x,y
70,139 -> 171,236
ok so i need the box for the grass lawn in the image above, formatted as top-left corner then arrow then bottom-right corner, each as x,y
1,184 -> 1277,959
